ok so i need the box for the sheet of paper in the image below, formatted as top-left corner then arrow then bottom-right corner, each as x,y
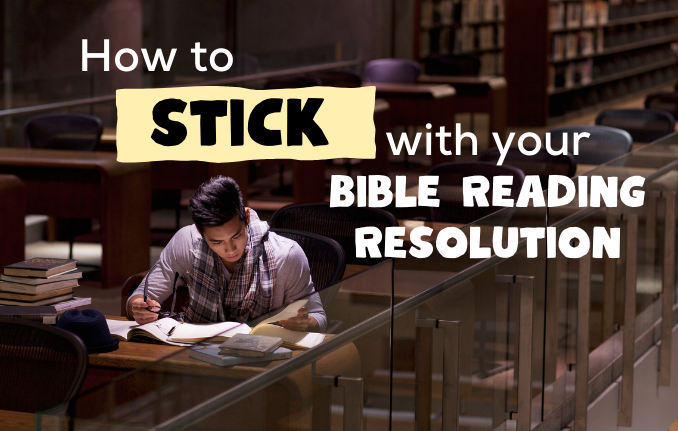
256,299 -> 308,327
169,320 -> 246,342
250,324 -> 325,348
106,319 -> 138,340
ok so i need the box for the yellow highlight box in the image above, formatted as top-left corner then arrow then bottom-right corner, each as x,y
116,86 -> 376,163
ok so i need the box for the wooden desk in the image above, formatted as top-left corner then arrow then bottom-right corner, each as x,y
77,317 -> 360,430
417,74 -> 508,142
366,83 -> 456,167
0,149 -> 151,288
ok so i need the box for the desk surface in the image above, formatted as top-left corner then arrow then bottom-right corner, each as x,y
366,82 -> 456,98
0,148 -> 120,169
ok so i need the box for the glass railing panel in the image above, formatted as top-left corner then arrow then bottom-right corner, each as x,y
60,259 -> 393,430
392,187 -> 548,431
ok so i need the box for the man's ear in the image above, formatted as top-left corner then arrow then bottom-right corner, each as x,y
245,207 -> 250,224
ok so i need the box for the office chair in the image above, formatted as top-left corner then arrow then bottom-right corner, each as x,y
0,319 -> 88,413
426,162 -> 525,224
25,113 -> 103,151
422,53 -> 481,76
270,202 -> 399,266
644,92 -> 678,121
363,59 -> 420,84
272,228 -> 346,333
549,125 -> 633,165
478,147 -> 576,189
594,108 -> 675,143
25,113 -> 104,259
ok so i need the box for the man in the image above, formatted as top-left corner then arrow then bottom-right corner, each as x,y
127,176 -> 326,332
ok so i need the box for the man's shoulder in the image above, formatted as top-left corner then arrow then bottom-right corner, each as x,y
267,232 -> 307,264
169,225 -> 201,249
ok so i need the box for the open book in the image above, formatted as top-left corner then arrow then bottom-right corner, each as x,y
168,299 -> 326,349
106,299 -> 325,349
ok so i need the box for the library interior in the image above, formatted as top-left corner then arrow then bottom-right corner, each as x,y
3,0 -> 678,430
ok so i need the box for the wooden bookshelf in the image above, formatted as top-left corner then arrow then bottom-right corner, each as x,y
414,0 -> 505,76
505,0 -> 678,126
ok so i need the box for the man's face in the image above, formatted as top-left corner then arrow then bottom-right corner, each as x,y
202,209 -> 250,267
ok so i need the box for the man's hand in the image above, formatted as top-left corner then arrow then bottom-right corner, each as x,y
129,295 -> 161,324
280,306 -> 319,332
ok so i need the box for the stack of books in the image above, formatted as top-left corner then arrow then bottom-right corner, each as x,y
218,334 -> 283,357
189,334 -> 291,367
0,258 -> 91,316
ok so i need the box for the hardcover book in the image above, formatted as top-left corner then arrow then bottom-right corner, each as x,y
0,279 -> 79,295
0,305 -> 58,324
0,287 -> 74,302
189,345 -> 292,367
0,269 -> 82,285
0,293 -> 73,306
4,258 -> 77,278
218,334 -> 283,357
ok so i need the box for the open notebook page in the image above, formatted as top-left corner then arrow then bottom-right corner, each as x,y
168,320 -> 247,342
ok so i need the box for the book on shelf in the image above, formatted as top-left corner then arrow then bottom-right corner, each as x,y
108,299 -> 326,349
549,3 -> 565,31
0,293 -> 73,306
218,334 -> 283,357
582,1 -> 597,27
189,345 -> 293,367
596,27 -> 604,52
566,2 -> 582,29
0,305 -> 58,325
438,0 -> 454,25
481,0 -> 494,22
0,279 -> 79,294
495,0 -> 504,20
421,1 -> 434,28
597,1 -> 608,25
0,269 -> 82,285
565,33 -> 578,59
0,286 -> 74,302
4,258 -> 77,278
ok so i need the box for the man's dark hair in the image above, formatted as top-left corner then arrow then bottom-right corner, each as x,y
189,176 -> 246,232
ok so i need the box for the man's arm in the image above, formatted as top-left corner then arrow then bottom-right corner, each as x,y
126,226 -> 194,322
276,242 -> 327,332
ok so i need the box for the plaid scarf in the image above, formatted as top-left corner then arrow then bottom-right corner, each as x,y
184,209 -> 277,323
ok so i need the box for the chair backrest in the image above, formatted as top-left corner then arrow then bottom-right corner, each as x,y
363,59 -> 420,84
549,125 -> 633,165
0,319 -> 87,413
270,203 -> 399,266
271,228 -> 346,293
264,76 -> 320,89
426,162 -> 525,224
310,70 -> 362,88
478,147 -> 576,189
422,54 -> 481,76
644,92 -> 678,120
25,113 -> 103,151
594,108 -> 675,143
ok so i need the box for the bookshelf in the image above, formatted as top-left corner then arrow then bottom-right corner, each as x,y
415,0 -> 505,76
505,0 -> 678,126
